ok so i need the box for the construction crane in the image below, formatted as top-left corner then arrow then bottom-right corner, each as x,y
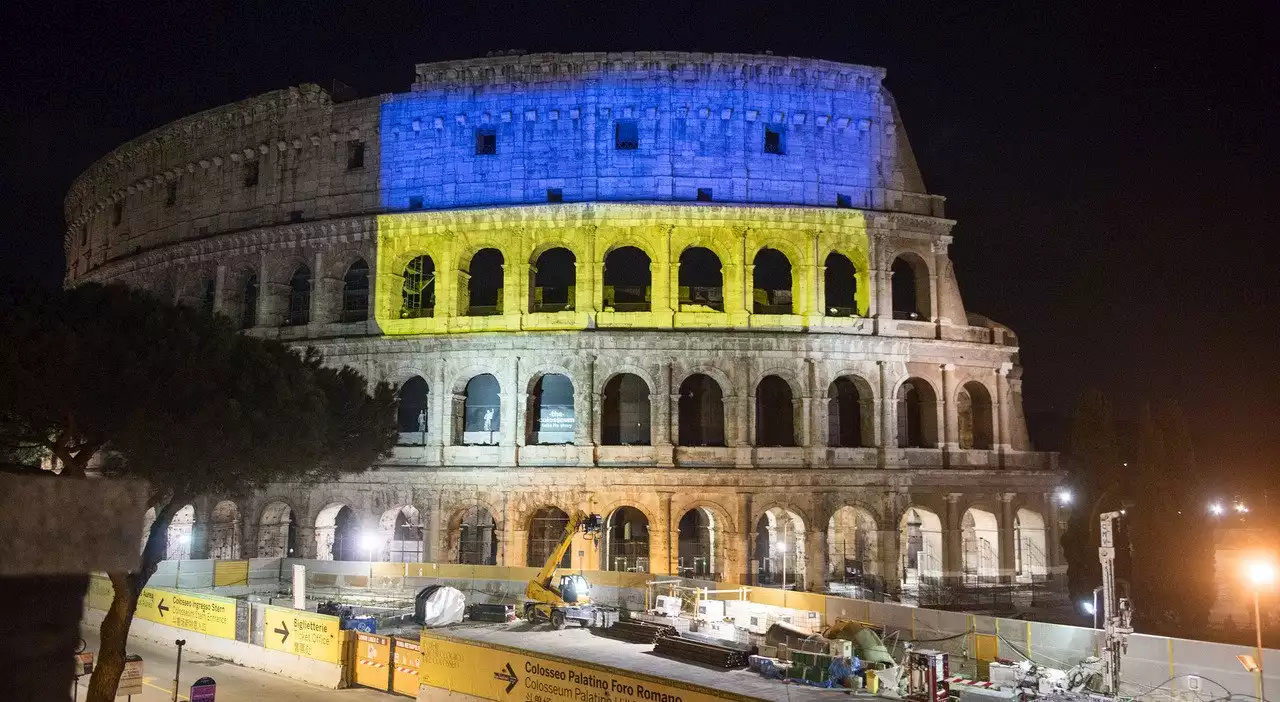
1098,509 -> 1133,696
524,510 -> 615,629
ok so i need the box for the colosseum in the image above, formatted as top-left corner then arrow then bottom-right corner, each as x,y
65,52 -> 1062,599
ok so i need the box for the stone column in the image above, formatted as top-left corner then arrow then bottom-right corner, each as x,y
879,491 -> 904,595
213,264 -> 229,316
429,363 -> 446,447
996,363 -> 1012,464
797,397 -> 811,448
878,361 -> 895,463
943,493 -> 962,585
745,392 -> 757,447
872,232 -> 891,320
928,242 -> 942,324
255,251 -> 270,327
941,363 -> 957,457
514,392 -> 529,447
740,493 -> 754,585
294,526 -> 317,559
310,250 -> 325,324
659,492 -> 674,576
999,493 -> 1016,583
806,497 -> 829,591
1046,494 -> 1064,577
446,393 -> 465,446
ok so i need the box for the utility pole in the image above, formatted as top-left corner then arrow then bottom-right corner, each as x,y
1098,511 -> 1132,696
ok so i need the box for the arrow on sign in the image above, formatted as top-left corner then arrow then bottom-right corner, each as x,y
274,620 -> 290,643
494,662 -> 518,694
157,599 -> 170,617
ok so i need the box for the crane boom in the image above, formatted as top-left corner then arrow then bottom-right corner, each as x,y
532,510 -> 588,588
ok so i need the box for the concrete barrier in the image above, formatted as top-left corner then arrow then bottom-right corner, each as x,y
81,607 -> 346,688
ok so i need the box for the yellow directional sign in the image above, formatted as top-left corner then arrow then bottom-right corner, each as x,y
135,587 -> 236,639
262,605 -> 342,663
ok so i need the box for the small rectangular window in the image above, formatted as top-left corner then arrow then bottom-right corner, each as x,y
111,201 -> 123,226
764,125 -> 785,154
615,120 -> 639,150
696,188 -> 713,202
289,210 -> 304,223
836,193 -> 852,208
475,128 -> 497,155
546,188 -> 563,203
243,161 -> 259,188
347,139 -> 366,170
165,181 -> 178,207
409,195 -> 424,210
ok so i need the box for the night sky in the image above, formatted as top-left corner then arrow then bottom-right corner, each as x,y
2,2 -> 1276,489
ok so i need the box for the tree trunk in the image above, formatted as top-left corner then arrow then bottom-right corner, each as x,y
84,573 -> 139,702
84,494 -> 186,702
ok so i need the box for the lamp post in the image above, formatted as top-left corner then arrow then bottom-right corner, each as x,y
1247,560 -> 1275,702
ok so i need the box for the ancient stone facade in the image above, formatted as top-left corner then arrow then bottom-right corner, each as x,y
67,53 -> 1062,594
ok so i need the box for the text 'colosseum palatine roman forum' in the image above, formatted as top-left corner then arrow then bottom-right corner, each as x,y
64,52 -> 1063,597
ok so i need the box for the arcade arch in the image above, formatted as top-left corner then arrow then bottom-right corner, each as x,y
827,506 -> 878,582
752,248 -> 792,314
601,373 -> 650,445
899,507 -> 943,583
961,506 -> 1000,584
453,505 -> 498,565
257,502 -> 298,558
463,248 -> 504,316
890,254 -> 931,320
824,252 -> 859,316
527,507 -> 571,567
528,373 -> 575,444
207,500 -> 241,560
957,381 -> 994,450
754,507 -> 805,588
1015,508 -> 1048,581
379,506 -> 423,562
897,378 -> 938,448
678,247 -> 723,311
460,374 -> 500,445
531,248 -> 576,312
678,373 -> 725,446
397,376 -> 430,441
602,506 -> 649,572
602,246 -> 651,312
401,254 -> 436,317
341,259 -> 370,322
677,507 -> 717,578
315,503 -> 359,561
166,504 -> 196,560
828,376 -> 873,447
755,375 -> 796,446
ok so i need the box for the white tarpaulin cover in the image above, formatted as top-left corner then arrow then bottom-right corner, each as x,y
421,586 -> 465,627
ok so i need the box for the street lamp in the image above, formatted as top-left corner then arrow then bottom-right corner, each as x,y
1246,559 -> 1275,702
1209,502 -> 1225,516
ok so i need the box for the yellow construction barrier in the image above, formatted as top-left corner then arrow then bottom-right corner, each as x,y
213,559 -> 249,587
353,632 -> 392,691
391,637 -> 422,697
262,604 -> 343,662
419,630 -> 750,702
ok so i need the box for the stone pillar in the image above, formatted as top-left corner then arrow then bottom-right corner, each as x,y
879,493 -> 904,595
310,250 -> 325,324
429,363 -> 447,447
872,232 -> 891,320
213,264 -> 229,316
255,251 -> 270,327
745,392 -> 757,447
806,498 -> 829,592
294,526 -> 317,559
654,361 -> 673,451
943,493 -> 962,585
996,363 -> 1012,463
514,392 -> 529,447
878,361 -> 894,462
1046,494 -> 1064,577
797,397 -> 811,448
446,393 -> 465,446
659,492 -> 674,576
928,243 -> 942,324
999,493 -> 1016,583
740,493 -> 754,585
941,363 -> 957,456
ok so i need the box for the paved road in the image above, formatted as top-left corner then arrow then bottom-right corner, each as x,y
76,625 -> 390,701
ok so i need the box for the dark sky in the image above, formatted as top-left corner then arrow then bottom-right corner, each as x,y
2,2 -> 1277,488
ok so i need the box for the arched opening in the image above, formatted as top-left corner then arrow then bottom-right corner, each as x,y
828,377 -> 873,447
755,375 -> 796,446
602,507 -> 649,572
401,255 -> 436,318
891,255 -> 931,320
379,506 -> 423,563
962,507 -> 1000,584
601,373 -> 651,446
208,500 -> 241,560
286,265 -> 311,326
315,503 -> 359,561
957,381 -> 995,450
752,248 -> 793,314
453,506 -> 497,565
166,504 -> 196,560
464,248 -> 504,316
257,502 -> 297,557
677,507 -> 716,579
240,272 -> 259,329
824,252 -> 859,316
678,373 -> 725,447
754,508 -> 805,589
199,279 -> 216,316
341,259 -> 370,322
531,248 -> 576,313
397,376 -> 430,444
828,506 -> 878,584
602,246 -> 651,312
899,507 -> 943,584
1015,508 -> 1048,582
897,378 -> 938,448
527,507 -> 571,568
462,374 -> 500,445
528,373 -> 575,445
678,247 -> 723,311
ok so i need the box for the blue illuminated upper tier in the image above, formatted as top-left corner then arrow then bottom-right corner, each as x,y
380,52 -> 941,216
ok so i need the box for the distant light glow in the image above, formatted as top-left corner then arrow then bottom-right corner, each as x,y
776,542 -> 788,553
1209,503 -> 1225,516
1057,489 -> 1073,505
359,531 -> 380,551
1246,561 -> 1276,587
1082,601 -> 1095,615
1235,500 -> 1249,513
178,533 -> 192,545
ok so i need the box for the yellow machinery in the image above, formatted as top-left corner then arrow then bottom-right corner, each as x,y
523,511 -> 615,629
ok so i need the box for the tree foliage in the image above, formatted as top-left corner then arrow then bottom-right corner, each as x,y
0,282 -> 397,701
1061,387 -> 1123,607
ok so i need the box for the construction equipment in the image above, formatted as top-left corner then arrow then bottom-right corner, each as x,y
1097,510 -> 1133,696
524,510 -> 614,629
